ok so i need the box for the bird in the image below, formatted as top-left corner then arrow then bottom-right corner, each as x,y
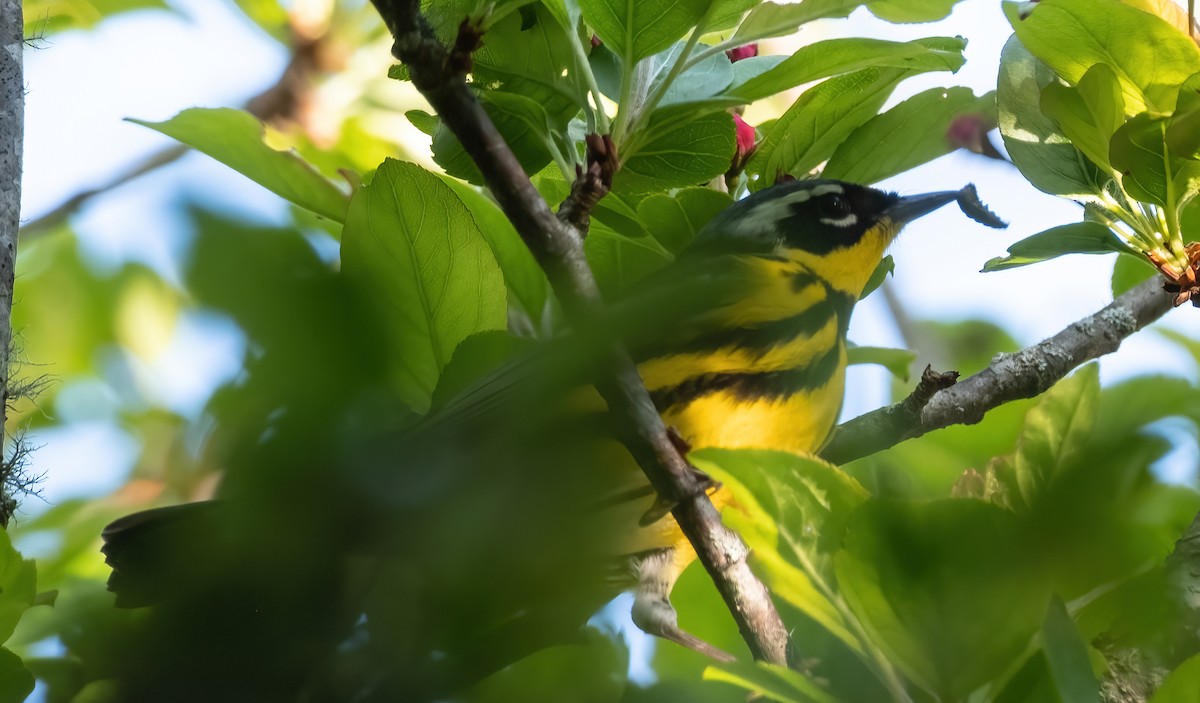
99,178 -> 1000,686
605,179 -> 1001,660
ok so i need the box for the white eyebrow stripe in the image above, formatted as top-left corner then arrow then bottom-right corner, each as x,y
777,182 -> 844,207
820,213 -> 858,228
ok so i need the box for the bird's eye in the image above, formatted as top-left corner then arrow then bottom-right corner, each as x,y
820,195 -> 851,218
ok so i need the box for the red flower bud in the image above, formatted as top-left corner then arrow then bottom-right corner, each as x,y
591,34 -> 602,48
733,113 -> 756,159
726,44 -> 758,63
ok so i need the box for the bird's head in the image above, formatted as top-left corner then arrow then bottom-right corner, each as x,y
691,179 -> 963,299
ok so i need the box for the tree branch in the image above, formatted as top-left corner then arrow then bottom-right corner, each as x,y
368,0 -> 789,665
822,277 -> 1175,465
1,0 -> 24,526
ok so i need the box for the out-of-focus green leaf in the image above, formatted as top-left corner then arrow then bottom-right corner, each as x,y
1004,0 -> 1200,114
430,332 -> 521,411
983,222 -> 1133,271
0,650 -> 34,703
341,160 -> 507,413
0,531 -> 36,645
825,87 -> 992,184
834,499 -> 1050,701
694,449 -> 868,653
749,42 -> 963,186
846,345 -> 917,382
129,109 -> 350,222
997,37 -> 1106,199
637,188 -> 733,254
861,255 -> 894,299
579,0 -> 710,63
1039,63 -> 1124,173
704,660 -> 839,703
232,0 -> 291,43
1012,364 -> 1100,509
867,0 -> 960,23
617,112 -> 736,193
1041,597 -> 1102,703
1111,251 -> 1158,296
464,629 -> 627,703
440,177 -> 553,323
1149,653 -> 1200,702
24,0 -> 169,34
727,37 -> 965,105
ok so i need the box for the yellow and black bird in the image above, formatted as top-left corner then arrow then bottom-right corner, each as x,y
611,179 -> 1000,659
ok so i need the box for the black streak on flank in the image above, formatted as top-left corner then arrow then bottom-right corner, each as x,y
676,297 -> 837,358
651,344 -> 843,412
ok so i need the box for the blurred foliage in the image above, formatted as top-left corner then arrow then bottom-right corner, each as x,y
11,0 -> 1200,702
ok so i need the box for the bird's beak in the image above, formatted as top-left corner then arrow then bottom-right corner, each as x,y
884,191 -> 960,225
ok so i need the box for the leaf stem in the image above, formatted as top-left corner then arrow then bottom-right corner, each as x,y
623,9 -> 715,146
566,25 -> 611,133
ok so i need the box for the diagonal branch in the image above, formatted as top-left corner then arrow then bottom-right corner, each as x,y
368,0 -> 789,666
822,277 -> 1175,465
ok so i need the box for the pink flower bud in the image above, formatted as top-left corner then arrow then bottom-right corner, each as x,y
733,113 -> 756,159
725,44 -> 758,63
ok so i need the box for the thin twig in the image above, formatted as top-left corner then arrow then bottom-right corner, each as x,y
822,277 -> 1175,465
368,0 -> 790,665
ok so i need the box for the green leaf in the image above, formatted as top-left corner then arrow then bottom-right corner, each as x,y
704,660 -> 840,703
1150,653 -> 1200,703
983,222 -> 1133,271
731,0 -> 868,45
867,0 -> 960,23
861,255 -> 894,299
464,629 -> 627,703
584,223 -> 674,294
749,46 -> 963,186
1110,113 -> 1171,206
474,3 -> 588,118
693,449 -> 868,653
1042,597 -> 1102,703
1012,364 -> 1100,508
439,177 -> 553,323
405,110 -> 437,136
997,36 -> 1106,199
1004,0 -> 1200,114
825,87 -> 991,184
129,108 -> 350,222
341,160 -> 507,413
636,187 -> 733,254
25,0 -> 170,34
0,650 -> 34,703
834,499 -> 1051,701
661,47 -> 736,107
730,37 -> 968,104
846,345 -> 917,382
0,532 -> 35,645
617,112 -> 737,193
433,90 -> 561,183
1039,63 -> 1125,172
579,0 -> 711,62
1111,249 -> 1157,296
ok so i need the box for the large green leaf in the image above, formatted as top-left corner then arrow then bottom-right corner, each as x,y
834,499 -> 1050,701
129,108 -> 350,223
1041,597 -> 1102,703
1110,113 -> 1172,206
474,3 -> 587,118
730,37 -> 968,104
636,187 -> 733,254
1039,63 -> 1125,172
1150,653 -> 1200,703
579,0 -> 711,63
433,89 -> 561,184
617,112 -> 737,193
749,51 -> 963,186
584,222 -> 674,294
464,629 -> 627,703
982,222 -> 1133,271
694,449 -> 868,653
1012,364 -> 1100,509
1004,0 -> 1200,114
997,36 -> 1106,199
439,178 -> 553,324
824,87 -> 992,184
341,160 -> 507,413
